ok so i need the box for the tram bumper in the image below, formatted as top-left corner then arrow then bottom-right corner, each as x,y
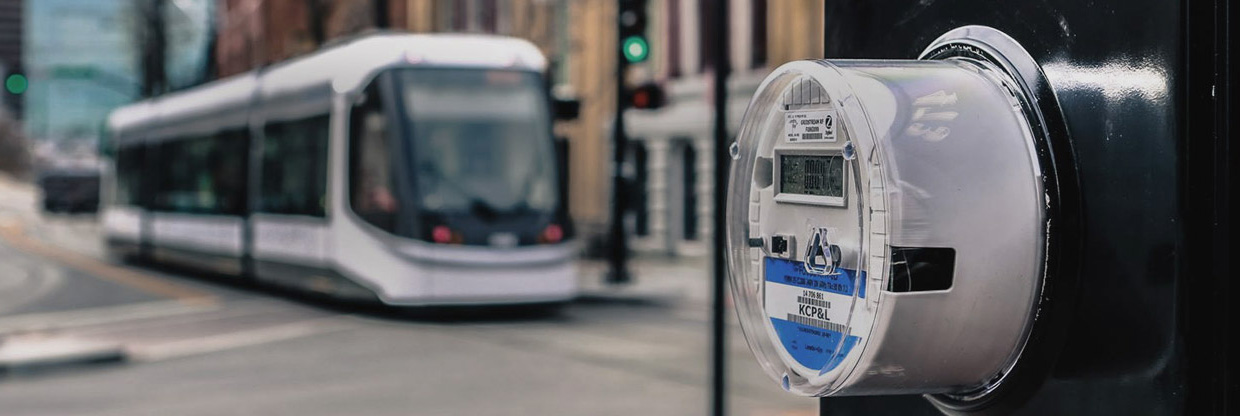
378,242 -> 579,306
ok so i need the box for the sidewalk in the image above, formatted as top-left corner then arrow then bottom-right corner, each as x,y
0,173 -> 104,260
576,255 -> 713,307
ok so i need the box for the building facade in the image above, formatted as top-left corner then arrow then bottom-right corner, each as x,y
20,0 -> 137,142
623,0 -> 824,256
19,0 -> 213,143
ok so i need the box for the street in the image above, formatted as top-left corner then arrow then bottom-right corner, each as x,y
0,177 -> 816,415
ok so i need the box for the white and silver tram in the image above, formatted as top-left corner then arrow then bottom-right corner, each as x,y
101,33 -> 578,305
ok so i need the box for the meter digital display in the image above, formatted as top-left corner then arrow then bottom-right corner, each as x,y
725,30 -> 1052,401
778,154 -> 844,198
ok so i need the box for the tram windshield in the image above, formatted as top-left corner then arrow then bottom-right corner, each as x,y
400,68 -> 558,217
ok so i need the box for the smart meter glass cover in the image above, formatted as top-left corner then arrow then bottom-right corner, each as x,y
726,56 -> 1048,397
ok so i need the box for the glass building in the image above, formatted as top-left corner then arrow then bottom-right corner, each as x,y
23,0 -> 213,144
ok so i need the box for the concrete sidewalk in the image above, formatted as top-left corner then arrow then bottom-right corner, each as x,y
577,255 -> 713,306
0,333 -> 125,374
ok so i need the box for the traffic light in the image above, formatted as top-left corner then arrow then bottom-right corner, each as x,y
4,73 -> 26,95
618,0 -> 649,63
2,64 -> 25,116
627,82 -> 665,110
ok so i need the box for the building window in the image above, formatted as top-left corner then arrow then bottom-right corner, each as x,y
260,116 -> 330,217
453,0 -> 468,31
697,0 -> 716,72
478,0 -> 497,33
682,143 -> 698,240
666,0 -> 681,78
630,141 -> 650,236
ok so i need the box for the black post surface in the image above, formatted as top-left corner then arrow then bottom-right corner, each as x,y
710,0 -> 730,415
606,0 -> 631,284
819,3 -> 829,415
139,0 -> 167,98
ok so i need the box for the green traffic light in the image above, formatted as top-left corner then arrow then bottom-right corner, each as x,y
622,36 -> 649,63
5,74 -> 27,94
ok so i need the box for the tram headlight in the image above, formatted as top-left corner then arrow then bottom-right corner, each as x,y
725,32 -> 1053,398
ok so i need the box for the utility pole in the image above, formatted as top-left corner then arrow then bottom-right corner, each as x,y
307,0 -> 327,46
138,0 -> 167,98
373,0 -> 390,29
710,0 -> 731,414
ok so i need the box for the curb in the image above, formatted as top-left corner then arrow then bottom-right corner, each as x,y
0,334 -> 127,375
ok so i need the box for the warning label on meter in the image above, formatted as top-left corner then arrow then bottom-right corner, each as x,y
764,256 -> 863,371
785,110 -> 837,143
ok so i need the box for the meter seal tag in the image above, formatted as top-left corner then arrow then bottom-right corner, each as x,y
763,256 -> 864,372
785,109 -> 837,143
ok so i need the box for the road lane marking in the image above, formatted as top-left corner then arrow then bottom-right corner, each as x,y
69,299 -> 303,337
127,317 -> 351,362
0,299 -> 220,335
0,221 -> 216,305
0,258 -> 64,315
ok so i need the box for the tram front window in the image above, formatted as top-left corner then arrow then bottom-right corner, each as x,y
400,69 -> 558,219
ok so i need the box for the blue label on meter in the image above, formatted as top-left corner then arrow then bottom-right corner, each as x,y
764,257 -> 864,372
764,256 -> 865,299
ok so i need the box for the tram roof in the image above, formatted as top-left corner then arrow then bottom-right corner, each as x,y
107,32 -> 547,140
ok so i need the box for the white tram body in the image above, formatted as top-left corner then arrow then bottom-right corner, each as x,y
102,34 -> 578,305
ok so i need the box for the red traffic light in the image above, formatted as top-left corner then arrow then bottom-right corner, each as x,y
627,82 -> 666,110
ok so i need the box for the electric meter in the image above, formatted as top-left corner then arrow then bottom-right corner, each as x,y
726,28 -> 1059,400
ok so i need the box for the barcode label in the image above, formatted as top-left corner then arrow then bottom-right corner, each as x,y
786,313 -> 847,333
785,110 -> 837,143
797,296 -> 831,309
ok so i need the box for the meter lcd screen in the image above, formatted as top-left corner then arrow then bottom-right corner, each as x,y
779,155 -> 844,197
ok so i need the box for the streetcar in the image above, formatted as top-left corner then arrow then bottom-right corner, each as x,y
101,33 -> 578,306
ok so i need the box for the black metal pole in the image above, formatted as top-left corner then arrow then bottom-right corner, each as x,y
139,0 -> 167,98
373,0 -> 390,29
710,0 -> 730,414
819,5 -> 830,413
606,1 -> 632,284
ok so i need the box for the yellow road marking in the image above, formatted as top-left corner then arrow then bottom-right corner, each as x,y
0,221 -> 216,306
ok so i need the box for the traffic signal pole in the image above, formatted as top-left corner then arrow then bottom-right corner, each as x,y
606,1 -> 633,284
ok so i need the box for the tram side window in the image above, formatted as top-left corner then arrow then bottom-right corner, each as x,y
155,138 -> 209,213
349,86 -> 397,231
151,132 -> 248,215
114,145 -> 143,206
260,116 -> 329,217
214,130 -> 249,215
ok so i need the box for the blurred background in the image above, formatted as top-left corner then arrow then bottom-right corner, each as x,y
0,1 -> 828,415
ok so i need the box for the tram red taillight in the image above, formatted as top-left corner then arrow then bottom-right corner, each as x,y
539,224 -> 564,244
431,225 -> 463,244
431,226 -> 451,243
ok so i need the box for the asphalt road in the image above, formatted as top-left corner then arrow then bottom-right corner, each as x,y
0,179 -> 816,416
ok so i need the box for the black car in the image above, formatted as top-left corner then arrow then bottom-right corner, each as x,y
38,168 -> 100,213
